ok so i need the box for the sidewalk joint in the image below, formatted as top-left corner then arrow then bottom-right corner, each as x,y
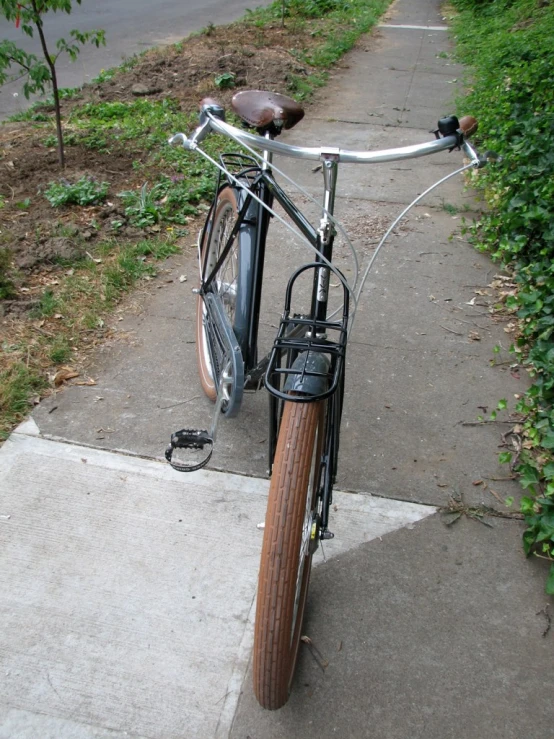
379,24 -> 449,31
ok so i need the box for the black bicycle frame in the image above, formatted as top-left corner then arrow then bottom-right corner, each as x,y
201,155 -> 346,530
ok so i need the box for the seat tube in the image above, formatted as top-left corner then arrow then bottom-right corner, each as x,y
312,152 -> 339,322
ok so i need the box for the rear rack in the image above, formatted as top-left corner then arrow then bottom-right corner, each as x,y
219,152 -> 260,187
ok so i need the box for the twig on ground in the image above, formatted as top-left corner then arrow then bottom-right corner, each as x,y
301,636 -> 329,671
440,325 -> 463,335
536,604 -> 551,638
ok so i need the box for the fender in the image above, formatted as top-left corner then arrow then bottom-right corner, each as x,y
283,351 -> 330,398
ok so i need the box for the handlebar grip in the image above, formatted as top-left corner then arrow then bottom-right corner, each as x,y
459,115 -> 478,139
200,97 -> 226,124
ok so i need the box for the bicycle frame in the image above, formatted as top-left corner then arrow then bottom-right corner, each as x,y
167,107 -> 484,491
199,145 -> 346,505
201,162 -> 338,363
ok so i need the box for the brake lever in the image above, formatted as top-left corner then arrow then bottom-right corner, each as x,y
168,119 -> 213,151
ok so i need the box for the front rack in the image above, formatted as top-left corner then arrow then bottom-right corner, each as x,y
265,263 -> 349,402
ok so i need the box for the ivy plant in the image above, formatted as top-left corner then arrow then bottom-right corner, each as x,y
451,0 -> 554,593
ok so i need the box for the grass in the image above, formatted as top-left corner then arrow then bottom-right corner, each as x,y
0,236 -> 181,440
0,363 -> 48,441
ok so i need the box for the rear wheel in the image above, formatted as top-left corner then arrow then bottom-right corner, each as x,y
253,399 -> 325,710
196,187 -> 240,402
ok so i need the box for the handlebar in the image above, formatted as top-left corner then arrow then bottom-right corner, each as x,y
169,107 -> 486,168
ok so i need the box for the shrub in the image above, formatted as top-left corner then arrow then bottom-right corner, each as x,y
452,0 -> 554,592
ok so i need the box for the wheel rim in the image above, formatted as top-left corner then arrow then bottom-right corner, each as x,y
290,408 -> 323,646
201,200 -> 239,386
291,495 -> 314,645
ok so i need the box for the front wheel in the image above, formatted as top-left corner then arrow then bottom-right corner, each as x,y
253,399 -> 324,710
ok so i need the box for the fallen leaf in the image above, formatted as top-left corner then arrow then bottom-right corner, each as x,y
442,511 -> 462,526
468,331 -> 481,341
53,367 -> 80,386
86,251 -> 102,264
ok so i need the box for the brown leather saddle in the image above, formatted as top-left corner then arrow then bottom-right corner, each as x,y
231,90 -> 304,135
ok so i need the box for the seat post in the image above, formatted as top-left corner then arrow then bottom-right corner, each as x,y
262,131 -> 273,171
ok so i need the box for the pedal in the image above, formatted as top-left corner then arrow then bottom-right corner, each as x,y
165,428 -> 213,472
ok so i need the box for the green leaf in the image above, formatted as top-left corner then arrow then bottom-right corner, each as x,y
541,432 -> 554,450
543,462 -> 554,479
522,528 -> 535,556
546,563 -> 554,596
498,451 -> 512,465
519,463 -> 540,491
520,496 -> 536,516
497,398 -> 508,410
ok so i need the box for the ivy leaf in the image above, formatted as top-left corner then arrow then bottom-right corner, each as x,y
518,463 -> 540,491
543,462 -> 554,479
540,432 -> 554,450
520,496 -> 536,516
522,529 -> 535,556
497,398 -> 508,410
498,451 -> 512,465
546,563 -> 554,596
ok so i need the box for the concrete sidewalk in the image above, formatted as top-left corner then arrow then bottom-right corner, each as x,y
1,0 -> 553,737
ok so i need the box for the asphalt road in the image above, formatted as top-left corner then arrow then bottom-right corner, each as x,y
0,0 -> 271,119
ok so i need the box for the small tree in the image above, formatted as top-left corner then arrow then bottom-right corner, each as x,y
0,0 -> 105,168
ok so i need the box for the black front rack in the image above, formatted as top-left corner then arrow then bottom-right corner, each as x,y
265,263 -> 349,403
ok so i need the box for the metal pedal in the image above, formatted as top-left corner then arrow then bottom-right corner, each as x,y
165,428 -> 213,472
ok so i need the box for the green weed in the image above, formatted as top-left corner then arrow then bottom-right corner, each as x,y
49,337 -> 73,365
214,72 -> 236,89
0,363 -> 48,441
44,176 -> 109,207
0,247 -> 17,300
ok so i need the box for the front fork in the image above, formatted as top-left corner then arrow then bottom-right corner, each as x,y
268,153 -> 344,540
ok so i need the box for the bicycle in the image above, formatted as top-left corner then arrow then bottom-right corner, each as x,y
165,90 -> 485,710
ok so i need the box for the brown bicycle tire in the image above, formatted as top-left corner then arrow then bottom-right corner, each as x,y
253,399 -> 324,710
195,186 -> 239,402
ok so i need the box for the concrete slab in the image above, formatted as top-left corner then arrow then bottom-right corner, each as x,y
231,514 -> 554,739
0,429 -> 433,739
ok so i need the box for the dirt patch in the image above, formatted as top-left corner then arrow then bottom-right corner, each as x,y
81,24 -> 316,110
0,20 -> 326,280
